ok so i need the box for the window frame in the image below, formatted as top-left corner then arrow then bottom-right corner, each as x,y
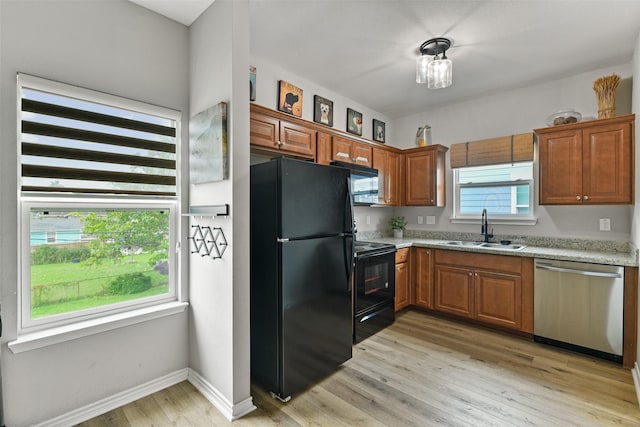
451,162 -> 536,225
17,74 -> 182,335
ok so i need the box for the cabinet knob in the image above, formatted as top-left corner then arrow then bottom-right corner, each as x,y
576,195 -> 582,201
475,273 -> 478,277
584,195 -> 589,201
276,140 -> 283,146
468,272 -> 472,276
430,199 -> 434,203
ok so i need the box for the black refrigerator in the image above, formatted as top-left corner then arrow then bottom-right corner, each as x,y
250,157 -> 354,402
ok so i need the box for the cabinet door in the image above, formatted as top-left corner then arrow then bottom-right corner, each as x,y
250,112 -> 280,150
387,151 -> 401,206
395,261 -> 409,311
414,248 -> 433,308
434,265 -> 473,318
474,270 -> 522,330
352,141 -> 373,167
372,147 -> 387,204
332,136 -> 353,162
405,150 -> 435,206
582,121 -> 633,204
279,120 -> 316,158
317,132 -> 333,165
538,129 -> 583,204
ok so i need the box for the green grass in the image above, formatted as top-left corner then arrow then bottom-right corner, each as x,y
30,252 -> 170,318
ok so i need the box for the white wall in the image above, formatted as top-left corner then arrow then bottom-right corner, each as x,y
631,31 -> 640,368
189,0 -> 253,416
0,1 -> 190,425
250,55 -> 393,145
393,63 -> 634,241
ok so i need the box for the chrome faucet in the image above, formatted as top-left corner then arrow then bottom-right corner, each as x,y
481,209 -> 493,243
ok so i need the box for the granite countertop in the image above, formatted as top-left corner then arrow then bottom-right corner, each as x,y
360,235 -> 639,267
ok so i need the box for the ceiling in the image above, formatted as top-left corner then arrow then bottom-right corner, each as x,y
132,0 -> 640,119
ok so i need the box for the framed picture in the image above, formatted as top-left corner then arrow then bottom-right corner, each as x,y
373,119 -> 385,143
313,95 -> 333,127
346,108 -> 362,136
249,65 -> 256,101
189,102 -> 228,183
278,80 -> 303,117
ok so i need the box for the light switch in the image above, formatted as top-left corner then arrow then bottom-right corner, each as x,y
366,215 -> 371,225
426,216 -> 436,225
599,218 -> 611,231
417,215 -> 424,225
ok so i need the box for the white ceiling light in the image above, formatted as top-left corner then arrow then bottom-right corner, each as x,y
416,38 -> 452,89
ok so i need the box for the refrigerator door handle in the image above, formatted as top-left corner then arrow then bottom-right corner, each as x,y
344,177 -> 355,289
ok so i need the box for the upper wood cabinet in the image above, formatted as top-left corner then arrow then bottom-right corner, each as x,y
316,132 -> 333,165
373,147 -> 402,206
250,111 -> 317,159
332,136 -> 373,167
536,114 -> 634,205
403,145 -> 448,206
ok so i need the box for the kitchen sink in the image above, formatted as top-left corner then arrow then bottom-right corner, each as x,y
444,241 -> 526,251
479,242 -> 526,251
444,240 -> 483,247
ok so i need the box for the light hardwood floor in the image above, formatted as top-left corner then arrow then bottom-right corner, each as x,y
77,310 -> 640,426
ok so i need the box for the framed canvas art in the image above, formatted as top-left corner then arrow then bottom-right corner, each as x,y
373,119 -> 385,143
278,80 -> 303,117
347,108 -> 363,136
249,65 -> 256,101
313,95 -> 333,127
189,102 -> 228,183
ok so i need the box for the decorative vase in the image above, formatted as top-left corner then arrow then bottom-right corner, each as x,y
415,125 -> 431,147
393,229 -> 403,239
593,73 -> 620,119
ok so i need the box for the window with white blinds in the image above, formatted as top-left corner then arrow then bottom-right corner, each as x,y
19,74 -> 178,197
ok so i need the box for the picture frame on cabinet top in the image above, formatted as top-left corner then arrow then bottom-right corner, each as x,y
278,80 -> 303,117
373,119 -> 385,143
347,108 -> 363,136
313,95 -> 333,127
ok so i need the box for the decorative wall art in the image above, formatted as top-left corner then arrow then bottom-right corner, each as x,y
313,95 -> 333,127
373,119 -> 385,143
189,102 -> 229,183
347,108 -> 363,136
249,65 -> 257,102
278,80 -> 303,117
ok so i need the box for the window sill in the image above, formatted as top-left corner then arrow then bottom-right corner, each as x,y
8,301 -> 189,354
450,217 -> 538,226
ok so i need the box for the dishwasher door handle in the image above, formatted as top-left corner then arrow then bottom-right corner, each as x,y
535,263 -> 622,279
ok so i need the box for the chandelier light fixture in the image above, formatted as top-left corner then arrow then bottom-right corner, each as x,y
416,37 -> 452,89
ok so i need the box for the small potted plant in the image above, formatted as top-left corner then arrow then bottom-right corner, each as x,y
389,216 -> 408,239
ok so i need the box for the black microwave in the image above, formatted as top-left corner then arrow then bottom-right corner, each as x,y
331,161 -> 379,206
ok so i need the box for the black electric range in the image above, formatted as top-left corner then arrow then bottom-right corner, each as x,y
352,241 -> 396,342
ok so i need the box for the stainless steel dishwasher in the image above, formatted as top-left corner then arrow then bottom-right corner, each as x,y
534,259 -> 623,363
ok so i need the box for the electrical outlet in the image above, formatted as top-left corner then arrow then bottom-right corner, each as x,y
426,216 -> 436,225
417,215 -> 424,225
599,218 -> 611,231
366,215 -> 371,225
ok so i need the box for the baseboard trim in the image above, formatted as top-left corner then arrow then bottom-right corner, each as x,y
187,368 -> 256,421
33,368 -> 189,427
632,362 -> 640,406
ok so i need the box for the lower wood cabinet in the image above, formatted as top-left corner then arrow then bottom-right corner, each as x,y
414,247 -> 433,309
432,250 -> 532,332
395,248 -> 410,311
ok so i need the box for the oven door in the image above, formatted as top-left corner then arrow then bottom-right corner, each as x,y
354,250 -> 395,313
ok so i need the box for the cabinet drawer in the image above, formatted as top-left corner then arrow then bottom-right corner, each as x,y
435,249 -> 521,275
395,247 -> 409,264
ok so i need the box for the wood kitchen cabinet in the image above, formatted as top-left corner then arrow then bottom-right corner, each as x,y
395,248 -> 410,311
332,136 -> 373,167
433,250 -> 530,331
536,114 -> 634,205
316,132 -> 333,165
403,145 -> 448,206
413,247 -> 433,309
373,147 -> 402,206
250,111 -> 317,159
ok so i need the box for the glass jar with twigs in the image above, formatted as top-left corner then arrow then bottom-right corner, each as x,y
593,73 -> 620,119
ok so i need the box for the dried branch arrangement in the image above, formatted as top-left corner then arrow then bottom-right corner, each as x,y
593,73 -> 620,119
